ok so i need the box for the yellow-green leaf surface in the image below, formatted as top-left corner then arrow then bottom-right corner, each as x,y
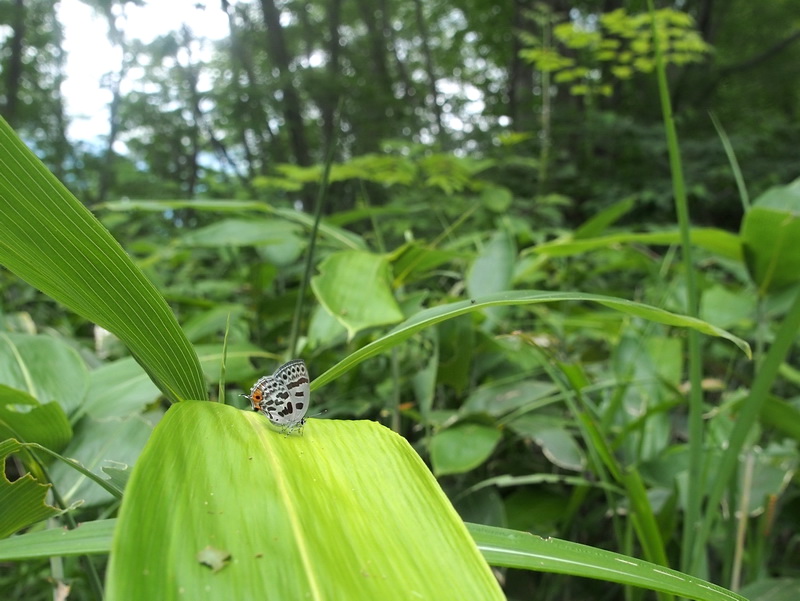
107,402 -> 503,600
0,118 -> 206,403
311,250 -> 404,339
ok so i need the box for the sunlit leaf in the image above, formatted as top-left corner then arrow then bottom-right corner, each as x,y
106,402 -> 504,600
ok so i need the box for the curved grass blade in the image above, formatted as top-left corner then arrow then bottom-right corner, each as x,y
312,290 -> 751,390
468,523 -> 748,601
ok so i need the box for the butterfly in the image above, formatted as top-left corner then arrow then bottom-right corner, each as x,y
245,359 -> 311,433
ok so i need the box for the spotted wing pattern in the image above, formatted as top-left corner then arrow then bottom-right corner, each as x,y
247,359 -> 310,432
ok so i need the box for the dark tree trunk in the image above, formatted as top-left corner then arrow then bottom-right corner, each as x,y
223,1 -> 281,173
507,0 -> 535,131
98,74 -> 123,202
258,0 -> 311,169
412,0 -> 444,144
321,0 -> 343,152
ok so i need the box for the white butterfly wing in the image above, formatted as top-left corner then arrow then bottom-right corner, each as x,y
271,359 -> 310,426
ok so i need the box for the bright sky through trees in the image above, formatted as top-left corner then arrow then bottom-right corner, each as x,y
58,0 -> 226,143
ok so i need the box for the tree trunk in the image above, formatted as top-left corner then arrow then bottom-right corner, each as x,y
321,0 -> 343,152
223,1 -> 281,173
258,0 -> 311,169
412,0 -> 444,144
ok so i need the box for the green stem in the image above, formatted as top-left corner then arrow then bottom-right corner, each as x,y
288,134 -> 336,360
647,1 -> 703,574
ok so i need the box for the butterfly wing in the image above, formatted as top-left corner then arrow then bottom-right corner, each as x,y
272,359 -> 310,426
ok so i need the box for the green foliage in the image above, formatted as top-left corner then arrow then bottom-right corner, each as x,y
2,0 -> 800,599
741,179 -> 800,295
520,6 -> 711,97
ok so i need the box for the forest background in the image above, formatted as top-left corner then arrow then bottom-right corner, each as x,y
1,0 -> 800,600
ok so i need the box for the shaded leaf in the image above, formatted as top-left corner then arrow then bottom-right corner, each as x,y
0,333 -> 88,416
0,385 -> 72,452
311,250 -> 404,339
0,439 -> 60,538
430,423 -> 503,476
741,180 -> 800,295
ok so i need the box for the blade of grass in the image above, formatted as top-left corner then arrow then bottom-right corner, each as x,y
468,523 -> 749,601
0,117 -> 206,403
289,126 -> 336,359
709,113 -> 750,212
647,2 -> 705,574
312,290 -> 750,390
0,519 -> 116,560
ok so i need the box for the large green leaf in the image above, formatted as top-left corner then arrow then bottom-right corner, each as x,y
180,218 -> 305,266
466,229 -> 516,327
0,117 -> 206,403
100,199 -> 366,250
0,333 -> 88,416
311,250 -> 404,339
312,290 -> 751,390
741,179 -> 800,295
106,402 -> 503,600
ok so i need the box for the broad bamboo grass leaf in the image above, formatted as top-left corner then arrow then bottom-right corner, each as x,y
0,518 -> 116,560
0,440 -> 60,538
312,291 -> 751,390
468,523 -> 748,601
99,199 -> 366,250
106,402 -> 504,600
524,228 -> 742,261
0,118 -> 206,403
